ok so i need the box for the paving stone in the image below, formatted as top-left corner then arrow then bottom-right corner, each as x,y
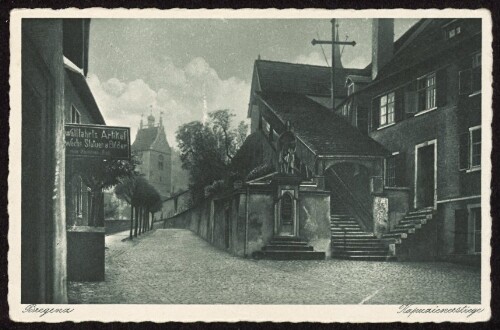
68,229 -> 481,304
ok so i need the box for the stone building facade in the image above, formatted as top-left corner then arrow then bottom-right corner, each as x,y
175,18 -> 484,263
132,114 -> 172,199
335,18 -> 482,262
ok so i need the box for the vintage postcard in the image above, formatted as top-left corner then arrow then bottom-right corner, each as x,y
8,8 -> 492,323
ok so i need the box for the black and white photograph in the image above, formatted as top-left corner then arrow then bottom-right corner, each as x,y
8,8 -> 492,322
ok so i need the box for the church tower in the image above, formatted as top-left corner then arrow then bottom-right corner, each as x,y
132,109 -> 172,199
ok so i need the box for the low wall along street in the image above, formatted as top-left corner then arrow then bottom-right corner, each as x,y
65,124 -> 131,160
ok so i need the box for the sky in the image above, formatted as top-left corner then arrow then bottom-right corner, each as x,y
87,18 -> 419,148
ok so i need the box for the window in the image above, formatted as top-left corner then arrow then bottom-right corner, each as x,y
459,126 -> 481,171
417,73 -> 436,111
158,154 -> 164,170
385,155 -> 396,187
71,105 -> 81,123
446,26 -> 461,39
385,152 -> 405,187
459,52 -> 481,95
470,127 -> 481,168
347,82 -> 355,96
380,92 -> 395,126
470,207 -> 481,253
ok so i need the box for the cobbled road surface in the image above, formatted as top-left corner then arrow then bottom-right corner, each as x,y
68,229 -> 481,304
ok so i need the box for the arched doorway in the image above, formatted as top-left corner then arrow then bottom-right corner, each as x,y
325,162 -> 372,231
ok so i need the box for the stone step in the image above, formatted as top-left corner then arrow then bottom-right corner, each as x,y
382,232 -> 408,239
331,228 -> 364,233
331,254 -> 396,261
398,219 -> 426,226
253,250 -> 325,260
331,244 -> 388,250
389,228 -> 416,234
331,224 -> 363,229
408,209 -> 434,216
268,240 -> 308,246
263,245 -> 313,252
331,233 -> 377,238
271,236 -> 306,243
331,238 -> 385,244
332,249 -> 390,256
394,223 -> 422,230
403,214 -> 431,220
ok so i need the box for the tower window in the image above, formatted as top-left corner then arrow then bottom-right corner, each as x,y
71,105 -> 81,124
158,154 -> 164,170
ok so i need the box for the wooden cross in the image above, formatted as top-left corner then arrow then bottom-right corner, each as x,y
311,19 -> 356,109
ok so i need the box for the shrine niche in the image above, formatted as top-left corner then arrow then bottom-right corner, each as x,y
277,122 -> 298,175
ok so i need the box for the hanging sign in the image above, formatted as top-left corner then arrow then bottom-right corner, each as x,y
65,124 -> 131,160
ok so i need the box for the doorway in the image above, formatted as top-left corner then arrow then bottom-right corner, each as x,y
415,141 -> 436,209
279,192 -> 294,236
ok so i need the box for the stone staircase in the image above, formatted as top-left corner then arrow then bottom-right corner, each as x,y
381,208 -> 435,258
331,212 -> 395,261
253,236 -> 325,260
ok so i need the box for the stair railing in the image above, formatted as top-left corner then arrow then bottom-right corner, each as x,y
327,169 -> 373,232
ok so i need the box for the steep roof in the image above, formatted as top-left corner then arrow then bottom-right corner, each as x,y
65,66 -> 105,125
254,60 -> 368,98
257,91 -> 388,157
132,126 -> 159,152
376,18 -> 481,79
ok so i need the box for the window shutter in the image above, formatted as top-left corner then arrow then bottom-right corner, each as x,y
404,81 -> 418,115
459,131 -> 470,170
395,88 -> 404,122
395,152 -> 406,186
371,97 -> 380,131
436,68 -> 448,107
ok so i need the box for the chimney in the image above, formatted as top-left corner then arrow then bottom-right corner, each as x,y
371,18 -> 394,80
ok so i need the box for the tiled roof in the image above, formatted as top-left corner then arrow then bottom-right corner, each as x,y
376,18 -> 481,79
255,60 -> 368,98
257,91 -> 388,157
132,127 -> 158,151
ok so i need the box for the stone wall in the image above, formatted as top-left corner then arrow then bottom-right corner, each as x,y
298,191 -> 331,258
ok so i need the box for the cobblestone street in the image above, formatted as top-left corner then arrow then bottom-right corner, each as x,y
68,229 -> 481,304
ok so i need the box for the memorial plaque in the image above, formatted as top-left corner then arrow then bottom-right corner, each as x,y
65,124 -> 130,160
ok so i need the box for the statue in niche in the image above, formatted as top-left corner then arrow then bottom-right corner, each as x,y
278,121 -> 297,175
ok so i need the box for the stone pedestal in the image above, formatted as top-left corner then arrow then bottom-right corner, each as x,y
67,226 -> 105,281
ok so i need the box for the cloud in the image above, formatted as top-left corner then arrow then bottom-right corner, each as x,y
88,57 -> 251,148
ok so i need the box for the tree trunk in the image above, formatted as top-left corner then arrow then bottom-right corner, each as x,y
129,205 -> 134,239
150,212 -> 154,230
134,206 -> 139,237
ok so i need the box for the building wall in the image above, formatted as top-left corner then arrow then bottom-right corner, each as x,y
64,71 -> 100,227
357,19 -> 482,258
21,19 -> 67,303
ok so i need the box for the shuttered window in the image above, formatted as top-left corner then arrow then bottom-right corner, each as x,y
459,126 -> 481,170
417,73 -> 436,111
459,52 -> 481,95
